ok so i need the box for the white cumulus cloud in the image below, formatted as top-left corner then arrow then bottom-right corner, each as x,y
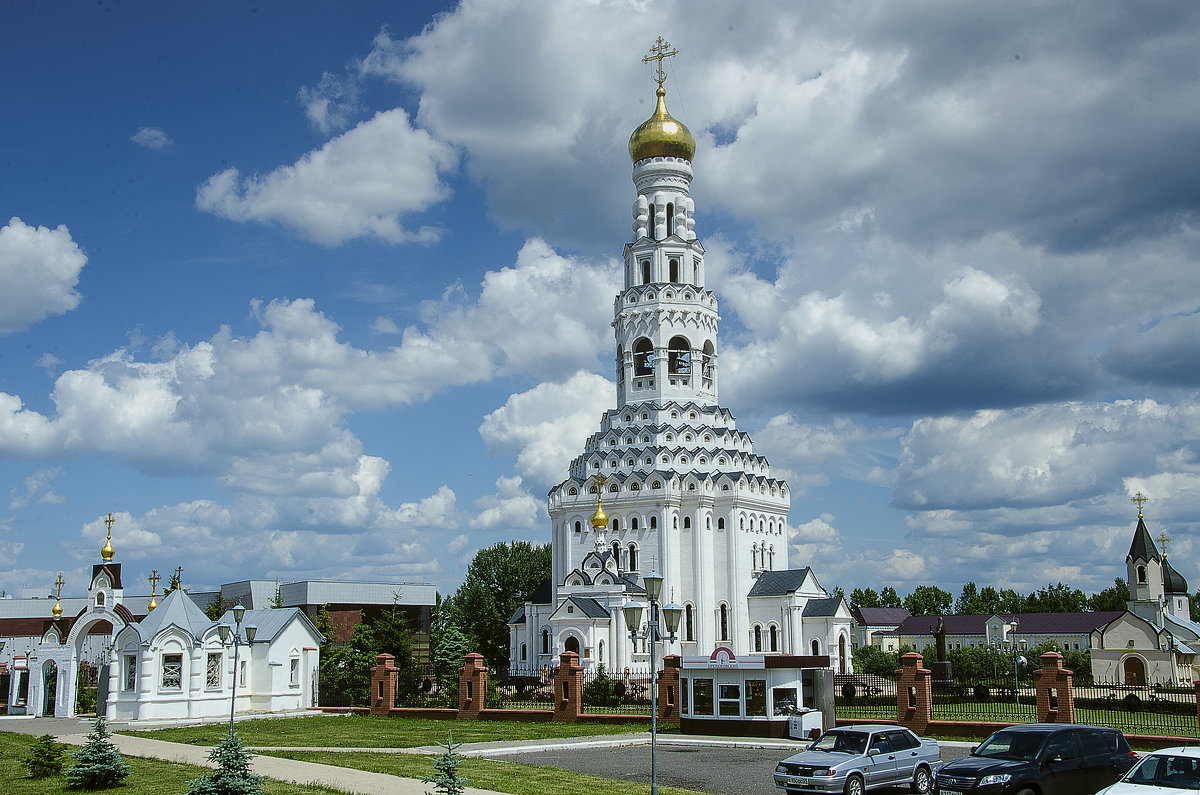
0,217 -> 85,333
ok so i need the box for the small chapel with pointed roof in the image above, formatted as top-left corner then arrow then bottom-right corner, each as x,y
508,41 -> 851,676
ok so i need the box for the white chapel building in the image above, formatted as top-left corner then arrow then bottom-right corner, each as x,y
509,54 -> 851,675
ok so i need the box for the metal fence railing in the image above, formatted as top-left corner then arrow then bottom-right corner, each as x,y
488,666 -> 555,710
834,673 -> 897,722
580,666 -> 653,714
929,678 -> 1038,724
1072,680 -> 1199,737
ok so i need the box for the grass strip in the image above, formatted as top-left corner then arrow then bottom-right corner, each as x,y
122,714 -> 655,747
0,731 -> 346,795
265,749 -> 711,795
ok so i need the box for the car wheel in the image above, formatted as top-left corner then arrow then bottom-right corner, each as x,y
843,774 -> 865,795
1014,789 -> 1036,795
911,765 -> 931,793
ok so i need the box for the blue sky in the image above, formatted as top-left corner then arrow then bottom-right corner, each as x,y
3,0 -> 1199,604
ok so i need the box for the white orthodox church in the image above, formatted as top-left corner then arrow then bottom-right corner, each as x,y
1090,501 -> 1200,685
509,47 -> 852,676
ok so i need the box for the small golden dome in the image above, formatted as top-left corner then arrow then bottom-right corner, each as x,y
101,537 -> 115,561
52,598 -> 63,618
591,502 -> 609,530
629,87 -> 695,162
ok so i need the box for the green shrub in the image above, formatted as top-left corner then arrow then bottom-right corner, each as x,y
582,664 -> 625,708
22,733 -> 67,778
422,731 -> 470,795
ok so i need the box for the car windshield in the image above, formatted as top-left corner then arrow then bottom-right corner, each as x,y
810,731 -> 868,755
974,730 -> 1048,761
1124,754 -> 1200,789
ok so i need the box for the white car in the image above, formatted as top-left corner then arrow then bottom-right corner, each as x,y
1097,747 -> 1200,793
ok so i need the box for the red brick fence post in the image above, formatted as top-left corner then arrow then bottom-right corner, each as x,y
659,655 -> 680,723
896,652 -> 932,735
369,653 -> 398,716
555,651 -> 583,722
458,652 -> 487,720
1034,651 -> 1074,723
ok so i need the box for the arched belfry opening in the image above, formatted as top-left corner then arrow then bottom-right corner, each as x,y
668,336 -> 691,374
634,338 -> 654,376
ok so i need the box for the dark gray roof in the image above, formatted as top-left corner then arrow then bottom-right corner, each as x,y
747,568 -> 813,597
883,612 -> 1124,637
803,597 -> 844,617
530,577 -> 553,605
1127,516 -> 1161,563
1164,559 -> 1189,595
852,607 -> 911,626
566,597 -> 610,619
509,605 -> 526,625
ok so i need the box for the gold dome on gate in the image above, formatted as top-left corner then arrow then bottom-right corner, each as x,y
629,87 -> 695,163
101,512 -> 116,561
591,500 -> 608,530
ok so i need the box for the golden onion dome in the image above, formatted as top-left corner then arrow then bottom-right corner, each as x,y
101,536 -> 115,561
52,598 -> 63,618
591,501 -> 609,530
629,87 -> 695,162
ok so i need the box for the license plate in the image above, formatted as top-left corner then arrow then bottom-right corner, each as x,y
937,789 -> 962,794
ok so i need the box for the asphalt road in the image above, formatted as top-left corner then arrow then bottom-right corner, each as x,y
485,742 -> 973,795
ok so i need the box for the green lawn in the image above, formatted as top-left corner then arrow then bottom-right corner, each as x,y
120,714 -> 655,747
0,731 -> 344,795
264,749 -> 710,795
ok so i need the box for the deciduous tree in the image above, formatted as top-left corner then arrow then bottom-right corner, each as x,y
450,541 -> 551,669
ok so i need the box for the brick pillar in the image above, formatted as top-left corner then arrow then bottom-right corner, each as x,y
1034,651 -> 1074,723
369,653 -> 398,716
895,652 -> 932,735
658,655 -> 680,723
458,653 -> 487,719
555,651 -> 584,723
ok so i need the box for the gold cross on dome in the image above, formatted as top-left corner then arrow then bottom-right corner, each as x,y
174,565 -> 183,582
1132,491 -> 1148,518
592,473 -> 607,492
54,573 -> 64,598
104,512 -> 115,533
148,569 -> 160,593
643,36 -> 679,89
1158,531 -> 1172,558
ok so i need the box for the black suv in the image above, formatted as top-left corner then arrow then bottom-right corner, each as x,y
934,724 -> 1137,794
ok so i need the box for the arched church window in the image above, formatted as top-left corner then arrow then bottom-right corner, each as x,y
690,412 -> 697,420
590,484 -> 598,492
631,517 -> 639,530
684,434 -> 692,442
666,433 -> 674,442
642,435 -> 650,443
1138,565 -> 1147,584
568,487 -> 578,495
641,260 -> 651,284
610,483 -> 618,492
612,541 -> 621,564
631,482 -> 640,491
645,457 -> 653,465
661,456 -> 669,464
685,604 -> 694,641
683,516 -> 691,530
542,629 -> 550,655
642,412 -> 649,420
719,604 -> 729,641
668,336 -> 691,374
96,592 -> 106,607
718,517 -> 725,530
754,625 -> 762,652
669,258 -> 679,282
666,204 -> 675,237
625,414 -> 632,422
650,515 -> 658,529
648,204 -> 656,239
599,640 -> 604,663
633,338 -> 654,376
611,518 -> 620,532
811,639 -> 820,656
574,521 -> 582,533
769,625 -> 778,652
609,460 -> 616,468
652,481 -> 662,489
628,544 -> 638,571
627,458 -> 635,466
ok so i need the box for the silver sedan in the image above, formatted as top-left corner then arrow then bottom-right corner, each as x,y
774,725 -> 943,795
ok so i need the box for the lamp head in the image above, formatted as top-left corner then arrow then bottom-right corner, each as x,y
244,625 -> 257,643
642,572 -> 663,603
661,601 -> 682,636
623,601 -> 645,633
232,603 -> 246,624
217,624 -> 231,644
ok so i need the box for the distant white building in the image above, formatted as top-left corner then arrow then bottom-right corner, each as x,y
509,57 -> 851,676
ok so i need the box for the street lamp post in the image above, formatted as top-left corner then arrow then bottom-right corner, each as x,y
217,604 -> 256,741
622,572 -> 681,795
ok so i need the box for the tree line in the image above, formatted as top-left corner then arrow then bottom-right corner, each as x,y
843,579 -> 1140,616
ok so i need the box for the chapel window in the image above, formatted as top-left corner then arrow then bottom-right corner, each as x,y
666,204 -> 675,237
574,520 -> 582,533
650,515 -> 658,529
719,604 -> 729,641
641,260 -> 651,284
162,653 -> 183,690
669,258 -> 679,282
685,604 -> 694,641
683,516 -> 692,530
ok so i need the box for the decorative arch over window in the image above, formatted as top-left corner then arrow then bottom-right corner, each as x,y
634,337 -> 654,376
